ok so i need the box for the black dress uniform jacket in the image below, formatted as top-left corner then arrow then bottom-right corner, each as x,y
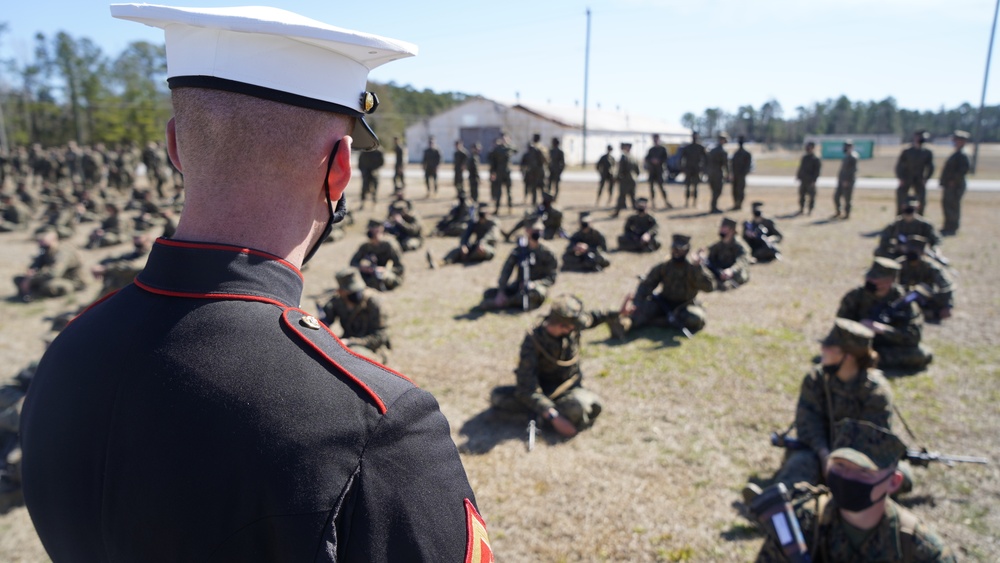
21,238 -> 486,562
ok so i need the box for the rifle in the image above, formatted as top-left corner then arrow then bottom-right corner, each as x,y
527,418 -> 537,453
870,285 -> 929,325
896,234 -> 951,268
651,292 -> 694,339
771,433 -> 989,466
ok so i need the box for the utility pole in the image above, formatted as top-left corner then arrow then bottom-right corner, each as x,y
582,8 -> 591,167
973,0 -> 1000,173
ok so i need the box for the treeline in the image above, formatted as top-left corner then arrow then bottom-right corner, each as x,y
681,96 -> 1000,146
0,27 -> 469,150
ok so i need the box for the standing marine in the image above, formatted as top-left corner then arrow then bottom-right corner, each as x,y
833,140 -> 858,219
895,130 -> 934,214
706,133 -> 730,214
939,130 -> 970,235
796,141 -> 821,216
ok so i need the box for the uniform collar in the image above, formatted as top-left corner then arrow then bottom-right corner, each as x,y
135,238 -> 303,307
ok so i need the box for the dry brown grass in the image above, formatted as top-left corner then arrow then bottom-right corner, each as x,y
1,154 -> 998,561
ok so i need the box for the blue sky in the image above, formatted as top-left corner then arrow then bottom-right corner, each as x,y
2,0 -> 997,123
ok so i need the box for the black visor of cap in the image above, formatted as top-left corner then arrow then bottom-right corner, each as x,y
168,75 -> 379,151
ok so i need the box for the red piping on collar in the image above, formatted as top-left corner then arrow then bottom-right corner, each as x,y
133,278 -> 290,308
154,237 -> 304,281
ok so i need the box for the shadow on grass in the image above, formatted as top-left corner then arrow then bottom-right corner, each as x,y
720,512 -> 764,542
859,229 -> 883,238
808,217 -> 841,226
775,211 -> 803,220
601,326 -> 684,349
458,408 -> 566,455
667,211 -> 715,220
453,306 -> 533,322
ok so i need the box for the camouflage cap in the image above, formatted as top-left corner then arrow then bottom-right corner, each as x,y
546,294 -> 584,325
620,142 -> 632,150
336,267 -> 366,293
635,197 -> 649,209
389,199 -> 409,212
820,318 -> 874,356
671,233 -> 692,248
751,201 -> 764,209
579,211 -> 591,223
720,217 -> 737,229
844,139 -> 854,146
829,419 -> 906,471
737,135 -> 746,143
953,130 -> 970,140
717,132 -> 729,142
366,219 -> 384,230
477,202 -> 490,211
916,130 -> 931,142
541,190 -> 555,202
865,257 -> 901,279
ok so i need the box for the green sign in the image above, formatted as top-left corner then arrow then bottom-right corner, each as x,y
821,140 -> 874,160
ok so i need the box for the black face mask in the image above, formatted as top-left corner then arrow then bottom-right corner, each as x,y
671,252 -> 687,263
827,469 -> 893,512
718,232 -> 726,239
347,291 -> 364,304
905,251 -> 920,261
530,231 -> 542,241
753,210 -> 762,217
863,280 -> 878,293
302,140 -> 349,266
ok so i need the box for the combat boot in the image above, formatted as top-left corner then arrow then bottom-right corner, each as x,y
609,315 -> 631,340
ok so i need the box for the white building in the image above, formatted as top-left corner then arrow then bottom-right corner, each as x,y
404,98 -> 691,166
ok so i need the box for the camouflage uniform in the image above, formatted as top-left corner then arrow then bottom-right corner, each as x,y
874,214 -> 942,260
679,140 -> 707,206
758,420 -> 954,562
743,203 -> 783,263
547,140 -> 565,199
488,140 -> 516,212
0,197 -> 30,232
86,209 -> 132,249
796,149 -> 821,215
614,147 -> 640,215
939,137 -> 970,234
385,205 -> 424,252
444,210 -> 500,264
730,142 -> 752,210
834,147 -> 858,218
357,148 -> 385,208
895,140 -> 934,213
504,197 -> 563,241
596,149 -> 616,203
898,256 -> 954,322
490,296 -> 613,431
644,141 -> 670,208
777,358 -> 893,488
452,144 -> 468,198
467,144 -> 481,202
481,239 -> 558,311
434,197 -> 473,237
422,143 -> 441,195
617,209 -> 660,252
836,278 -> 931,370
14,243 -> 86,300
706,236 -> 751,291
349,235 -> 405,291
393,140 -> 406,189
562,216 -> 610,272
520,138 -> 549,206
322,270 -> 391,364
629,246 -> 715,333
706,142 -> 730,213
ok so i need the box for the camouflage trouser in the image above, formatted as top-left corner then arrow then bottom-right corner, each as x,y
14,275 -> 78,299
732,175 -> 747,209
491,173 -> 512,209
469,177 -> 480,203
708,174 -> 724,211
684,172 -> 700,202
875,344 -> 933,370
597,174 -> 615,202
444,243 -> 495,264
0,221 -> 28,233
617,234 -> 660,253
751,243 -> 780,263
361,271 -> 402,292
941,184 -> 965,232
631,297 -> 706,334
398,237 -> 422,252
897,177 -> 927,213
482,284 -> 547,311
834,179 -> 854,216
647,170 -> 668,206
424,169 -> 438,194
798,181 -> 816,213
561,250 -> 610,272
490,385 -> 603,431
360,170 -> 379,204
615,180 -> 636,213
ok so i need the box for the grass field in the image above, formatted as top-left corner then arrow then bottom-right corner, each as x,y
1,153 -> 998,561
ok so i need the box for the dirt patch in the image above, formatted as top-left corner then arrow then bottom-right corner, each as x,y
2,159 -> 998,561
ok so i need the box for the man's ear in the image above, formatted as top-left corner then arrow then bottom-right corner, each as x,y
166,117 -> 182,172
326,135 -> 353,200
886,469 -> 905,494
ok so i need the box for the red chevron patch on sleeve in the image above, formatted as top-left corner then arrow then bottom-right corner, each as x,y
464,498 -> 494,563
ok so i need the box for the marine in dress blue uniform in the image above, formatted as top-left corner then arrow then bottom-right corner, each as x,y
20,5 -> 492,562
